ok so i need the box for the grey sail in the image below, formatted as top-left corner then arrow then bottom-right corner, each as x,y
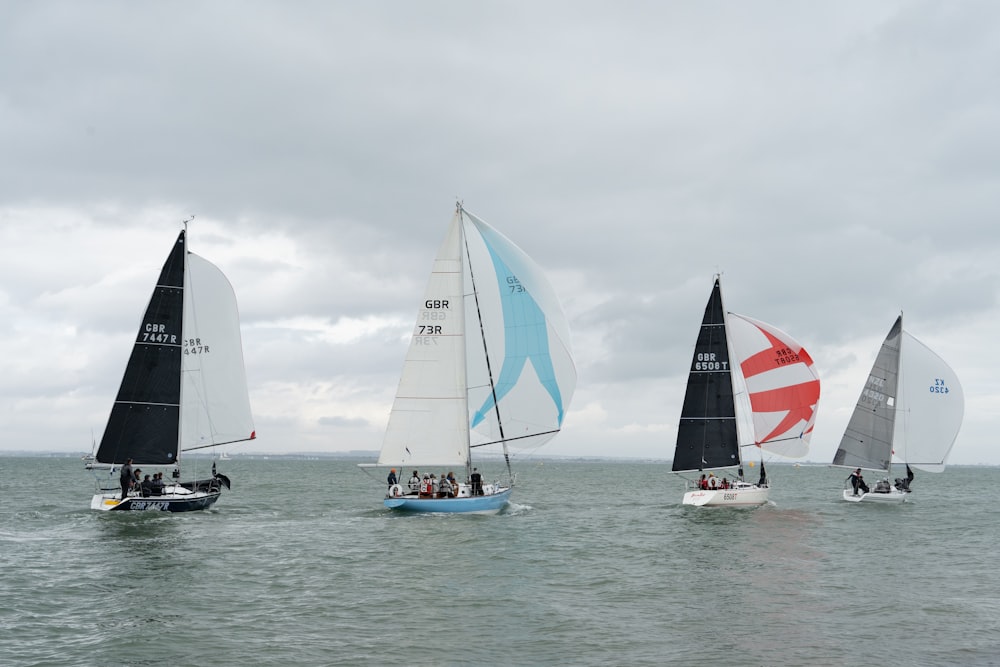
832,315 -> 902,472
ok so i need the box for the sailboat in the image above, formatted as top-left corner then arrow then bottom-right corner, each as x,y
361,203 -> 576,514
832,315 -> 963,503
672,277 -> 821,506
88,226 -> 256,512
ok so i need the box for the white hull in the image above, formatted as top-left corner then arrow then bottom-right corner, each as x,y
682,484 -> 769,507
842,488 -> 908,504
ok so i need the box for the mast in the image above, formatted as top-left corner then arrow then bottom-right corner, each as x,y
460,202 -> 513,483
175,217 -> 192,478
893,311 -> 904,472
719,284 -> 743,469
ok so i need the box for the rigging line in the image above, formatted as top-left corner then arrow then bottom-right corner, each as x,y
470,429 -> 561,448
182,435 -> 256,452
460,205 -> 512,482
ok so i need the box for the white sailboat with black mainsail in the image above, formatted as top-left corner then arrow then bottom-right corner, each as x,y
361,203 -> 576,514
673,277 -> 821,506
88,226 -> 256,512
832,315 -> 963,504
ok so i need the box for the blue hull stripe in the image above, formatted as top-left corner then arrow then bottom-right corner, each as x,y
384,489 -> 512,514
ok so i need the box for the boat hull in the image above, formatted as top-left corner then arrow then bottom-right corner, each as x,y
682,485 -> 769,507
90,488 -> 222,512
384,488 -> 512,514
842,489 -> 908,504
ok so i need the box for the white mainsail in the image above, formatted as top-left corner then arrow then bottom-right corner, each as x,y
726,313 -> 821,458
379,213 -> 468,468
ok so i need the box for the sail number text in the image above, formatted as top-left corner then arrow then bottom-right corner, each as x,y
507,276 -> 526,294
141,323 -> 176,344
184,337 -> 210,355
929,378 -> 950,394
415,300 -> 450,345
774,347 -> 800,365
694,352 -> 729,371
860,375 -> 886,406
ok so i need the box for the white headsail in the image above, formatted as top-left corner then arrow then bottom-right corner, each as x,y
895,330 -> 964,472
181,252 -> 256,451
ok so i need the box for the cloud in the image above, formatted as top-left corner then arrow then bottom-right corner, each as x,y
0,2 -> 997,467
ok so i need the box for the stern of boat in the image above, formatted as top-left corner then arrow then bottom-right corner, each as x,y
683,484 -> 769,507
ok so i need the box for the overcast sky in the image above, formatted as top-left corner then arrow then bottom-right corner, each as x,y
2,1 -> 997,465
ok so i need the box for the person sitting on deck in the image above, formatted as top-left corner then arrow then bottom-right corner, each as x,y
408,470 -> 421,495
150,472 -> 165,496
140,474 -> 153,497
438,474 -> 453,498
419,475 -> 432,498
698,474 -> 707,490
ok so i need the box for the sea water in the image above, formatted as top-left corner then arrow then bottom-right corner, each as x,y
1,456 -> 998,666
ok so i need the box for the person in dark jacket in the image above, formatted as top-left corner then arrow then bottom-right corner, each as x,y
849,468 -> 869,495
119,458 -> 134,500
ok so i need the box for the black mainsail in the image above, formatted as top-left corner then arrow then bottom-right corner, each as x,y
672,278 -> 740,472
95,232 -> 186,466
